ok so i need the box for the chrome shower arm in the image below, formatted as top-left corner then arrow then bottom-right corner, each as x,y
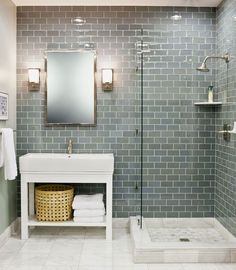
203,53 -> 230,64
197,53 -> 230,72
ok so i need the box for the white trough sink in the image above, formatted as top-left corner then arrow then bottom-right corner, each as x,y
19,153 -> 114,173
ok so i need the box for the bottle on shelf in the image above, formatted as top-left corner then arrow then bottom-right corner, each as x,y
208,85 -> 214,103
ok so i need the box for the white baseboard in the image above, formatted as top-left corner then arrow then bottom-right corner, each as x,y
0,218 -> 20,248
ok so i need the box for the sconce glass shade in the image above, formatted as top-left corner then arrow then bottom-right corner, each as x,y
28,68 -> 40,83
28,68 -> 40,91
102,69 -> 113,91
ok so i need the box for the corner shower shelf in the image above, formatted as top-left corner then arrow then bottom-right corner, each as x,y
194,102 -> 222,106
218,130 -> 236,134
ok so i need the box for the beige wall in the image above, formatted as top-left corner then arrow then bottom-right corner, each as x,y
0,0 -> 17,234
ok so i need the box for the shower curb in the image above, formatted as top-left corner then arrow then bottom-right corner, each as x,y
130,216 -> 236,263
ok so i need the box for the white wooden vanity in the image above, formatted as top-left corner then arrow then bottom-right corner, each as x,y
19,153 -> 114,241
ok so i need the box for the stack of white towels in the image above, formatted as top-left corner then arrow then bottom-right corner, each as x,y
72,193 -> 105,223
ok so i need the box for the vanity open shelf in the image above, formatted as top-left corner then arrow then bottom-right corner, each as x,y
19,153 -> 114,241
28,216 -> 107,227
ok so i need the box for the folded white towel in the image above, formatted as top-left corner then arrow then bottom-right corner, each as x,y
73,201 -> 104,210
73,216 -> 104,223
73,193 -> 103,202
0,128 -> 17,180
72,194 -> 104,210
74,209 -> 105,217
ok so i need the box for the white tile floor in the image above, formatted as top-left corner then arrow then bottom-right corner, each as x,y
0,227 -> 235,270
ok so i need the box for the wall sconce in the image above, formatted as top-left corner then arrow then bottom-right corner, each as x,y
28,68 -> 40,91
102,69 -> 113,91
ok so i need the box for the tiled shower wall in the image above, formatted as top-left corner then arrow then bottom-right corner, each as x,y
215,0 -> 236,236
17,6 -> 216,217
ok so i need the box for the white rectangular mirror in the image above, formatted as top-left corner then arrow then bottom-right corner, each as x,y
46,51 -> 96,125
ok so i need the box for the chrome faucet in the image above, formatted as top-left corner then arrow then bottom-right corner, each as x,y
67,139 -> 73,155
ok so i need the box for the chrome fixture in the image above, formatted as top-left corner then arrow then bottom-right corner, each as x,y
220,124 -> 231,141
170,12 -> 182,21
219,122 -> 236,141
67,139 -> 73,155
84,43 -> 95,49
135,41 -> 150,54
28,68 -> 40,91
72,17 -> 86,26
197,53 -> 230,72
135,39 -> 151,71
102,69 -> 113,91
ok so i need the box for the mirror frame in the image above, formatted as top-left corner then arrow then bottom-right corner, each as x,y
45,50 -> 97,127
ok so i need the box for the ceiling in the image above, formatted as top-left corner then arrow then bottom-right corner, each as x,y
12,0 -> 223,7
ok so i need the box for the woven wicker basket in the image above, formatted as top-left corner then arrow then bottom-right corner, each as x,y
35,184 -> 74,222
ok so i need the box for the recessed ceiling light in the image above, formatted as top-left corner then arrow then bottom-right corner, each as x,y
72,17 -> 86,25
171,13 -> 182,21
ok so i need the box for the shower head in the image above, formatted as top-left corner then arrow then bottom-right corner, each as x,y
196,62 -> 210,72
196,53 -> 230,72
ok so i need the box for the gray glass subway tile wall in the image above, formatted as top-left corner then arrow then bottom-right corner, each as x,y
17,6 -> 216,218
215,0 -> 236,236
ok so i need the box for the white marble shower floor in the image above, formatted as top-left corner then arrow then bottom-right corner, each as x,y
147,219 -> 226,243
130,217 -> 236,263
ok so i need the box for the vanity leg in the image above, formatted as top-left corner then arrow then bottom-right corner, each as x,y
106,181 -> 112,241
21,181 -> 29,240
29,183 -> 35,218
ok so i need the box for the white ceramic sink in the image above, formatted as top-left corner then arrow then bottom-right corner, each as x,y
19,153 -> 114,173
